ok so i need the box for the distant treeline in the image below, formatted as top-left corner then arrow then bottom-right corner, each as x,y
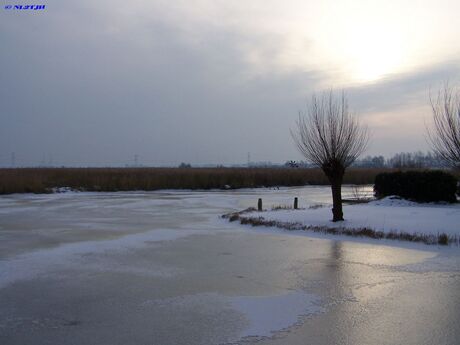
0,167 -> 395,194
356,151 -> 445,169
286,151 -> 446,169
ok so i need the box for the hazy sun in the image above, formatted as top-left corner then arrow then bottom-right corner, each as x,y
306,3 -> 410,85
344,24 -> 404,83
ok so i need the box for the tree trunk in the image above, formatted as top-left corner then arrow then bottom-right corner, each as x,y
322,161 -> 345,222
330,178 -> 344,221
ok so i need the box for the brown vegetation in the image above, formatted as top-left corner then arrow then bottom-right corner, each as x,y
0,167 -> 392,194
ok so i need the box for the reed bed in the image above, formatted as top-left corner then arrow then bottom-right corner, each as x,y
0,167 -> 393,194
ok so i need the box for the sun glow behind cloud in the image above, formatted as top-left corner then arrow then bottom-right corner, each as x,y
152,0 -> 457,85
94,0 -> 460,86
329,18 -> 406,83
285,0 -> 460,85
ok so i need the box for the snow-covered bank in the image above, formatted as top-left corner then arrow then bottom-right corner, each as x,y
226,196 -> 460,245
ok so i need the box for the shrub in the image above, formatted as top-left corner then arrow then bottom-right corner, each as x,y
374,170 -> 457,203
438,233 -> 448,245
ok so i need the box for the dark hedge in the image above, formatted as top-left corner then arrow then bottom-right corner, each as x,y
374,170 -> 457,203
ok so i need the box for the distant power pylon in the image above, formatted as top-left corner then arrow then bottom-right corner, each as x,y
247,152 -> 251,167
11,152 -> 15,167
134,154 -> 139,167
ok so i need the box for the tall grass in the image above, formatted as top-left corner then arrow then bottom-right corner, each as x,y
0,167 -> 393,194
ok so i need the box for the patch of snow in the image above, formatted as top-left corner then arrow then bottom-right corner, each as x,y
368,196 -> 453,207
143,291 -> 323,339
229,291 -> 322,337
51,186 -> 76,193
368,196 -> 419,207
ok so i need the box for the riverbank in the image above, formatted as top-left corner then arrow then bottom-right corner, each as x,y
223,196 -> 460,246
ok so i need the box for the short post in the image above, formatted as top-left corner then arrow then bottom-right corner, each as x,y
294,197 -> 298,210
258,198 -> 262,211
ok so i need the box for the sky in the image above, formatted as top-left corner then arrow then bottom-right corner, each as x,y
1,0 -> 460,167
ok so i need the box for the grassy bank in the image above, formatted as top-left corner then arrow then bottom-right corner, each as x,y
0,167 -> 394,194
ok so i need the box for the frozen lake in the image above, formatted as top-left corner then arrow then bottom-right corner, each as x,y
1,186 -> 459,345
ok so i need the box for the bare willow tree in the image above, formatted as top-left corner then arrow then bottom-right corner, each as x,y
291,91 -> 369,222
427,84 -> 460,170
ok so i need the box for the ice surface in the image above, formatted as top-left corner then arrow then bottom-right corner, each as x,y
1,188 -> 460,345
0,228 -> 204,288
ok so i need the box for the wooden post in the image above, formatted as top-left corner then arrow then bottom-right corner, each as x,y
258,198 -> 262,211
294,197 -> 298,209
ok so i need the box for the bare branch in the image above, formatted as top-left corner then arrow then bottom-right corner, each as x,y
427,83 -> 460,170
291,91 -> 369,172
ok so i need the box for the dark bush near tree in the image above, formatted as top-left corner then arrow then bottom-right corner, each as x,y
374,170 -> 457,203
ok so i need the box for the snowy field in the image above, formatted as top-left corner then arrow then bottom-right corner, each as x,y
242,196 -> 460,238
1,187 -> 460,345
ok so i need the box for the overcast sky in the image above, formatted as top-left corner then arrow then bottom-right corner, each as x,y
1,0 -> 460,166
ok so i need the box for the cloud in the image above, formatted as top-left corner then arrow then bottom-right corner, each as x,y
348,60 -> 460,114
1,0 -> 460,165
0,1 -> 325,165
